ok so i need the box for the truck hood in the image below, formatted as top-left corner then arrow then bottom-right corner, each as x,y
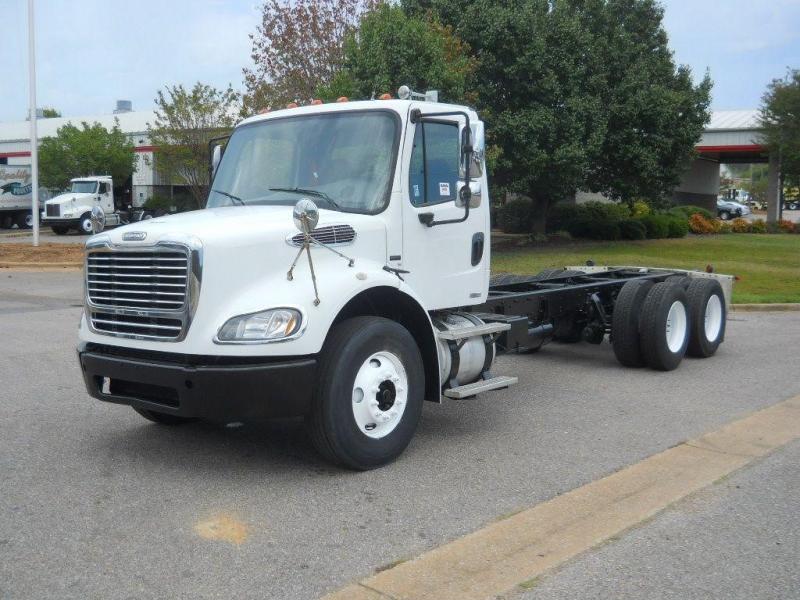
92,205 -> 387,262
47,192 -> 95,205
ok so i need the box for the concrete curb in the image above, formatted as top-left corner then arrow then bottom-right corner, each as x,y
730,303 -> 800,312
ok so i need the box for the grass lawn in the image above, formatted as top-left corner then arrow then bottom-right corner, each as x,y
492,234 -> 800,304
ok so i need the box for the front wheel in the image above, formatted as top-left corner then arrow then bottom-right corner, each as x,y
307,316 -> 425,470
78,213 -> 93,234
719,211 -> 730,221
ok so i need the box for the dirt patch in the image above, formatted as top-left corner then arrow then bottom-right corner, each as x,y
0,243 -> 84,265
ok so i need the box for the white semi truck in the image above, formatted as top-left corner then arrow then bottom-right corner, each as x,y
42,175 -> 155,234
77,92 -> 733,469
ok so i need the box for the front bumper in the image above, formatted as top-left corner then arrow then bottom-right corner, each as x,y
42,217 -> 80,228
78,343 -> 317,421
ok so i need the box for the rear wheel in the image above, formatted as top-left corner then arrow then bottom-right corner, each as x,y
719,210 -> 731,221
133,407 -> 195,425
639,282 -> 690,371
686,279 -> 726,358
307,316 -> 424,470
15,211 -> 32,229
0,215 -> 12,229
611,279 -> 654,367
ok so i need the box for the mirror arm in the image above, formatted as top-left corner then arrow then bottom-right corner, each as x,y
411,109 -> 472,227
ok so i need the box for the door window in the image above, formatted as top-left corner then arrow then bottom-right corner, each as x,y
408,121 -> 459,206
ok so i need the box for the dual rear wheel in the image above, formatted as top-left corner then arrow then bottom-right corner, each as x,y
612,278 -> 726,371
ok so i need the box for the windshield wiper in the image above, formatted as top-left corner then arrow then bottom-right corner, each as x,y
268,187 -> 342,210
211,189 -> 245,206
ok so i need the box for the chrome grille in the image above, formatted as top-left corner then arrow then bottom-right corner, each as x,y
86,251 -> 188,311
290,224 -> 356,246
46,204 -> 59,217
85,243 -> 199,342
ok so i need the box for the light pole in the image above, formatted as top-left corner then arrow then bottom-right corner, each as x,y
28,0 -> 40,247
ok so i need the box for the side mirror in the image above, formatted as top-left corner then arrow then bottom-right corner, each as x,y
90,205 -> 106,234
459,121 -> 485,180
211,144 -> 222,179
293,198 -> 319,233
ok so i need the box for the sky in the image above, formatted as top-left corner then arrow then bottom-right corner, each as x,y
1,0 -> 799,123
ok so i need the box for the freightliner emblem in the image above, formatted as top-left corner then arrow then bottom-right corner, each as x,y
123,231 -> 147,241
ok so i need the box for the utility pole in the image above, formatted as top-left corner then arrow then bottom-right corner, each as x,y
28,0 -> 40,246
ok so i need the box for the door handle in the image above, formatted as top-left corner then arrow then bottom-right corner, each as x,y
471,232 -> 484,266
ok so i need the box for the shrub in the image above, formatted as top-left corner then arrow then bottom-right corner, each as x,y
547,201 -> 625,240
778,219 -> 796,233
499,197 -> 533,233
731,218 -> 751,233
750,218 -> 767,233
619,218 -> 647,240
717,221 -> 733,234
688,213 -> 719,234
631,200 -> 650,218
665,216 -> 689,238
672,204 -> 714,220
638,214 -> 671,238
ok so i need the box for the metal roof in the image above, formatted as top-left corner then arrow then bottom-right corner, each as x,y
706,110 -> 761,131
0,110 -> 155,143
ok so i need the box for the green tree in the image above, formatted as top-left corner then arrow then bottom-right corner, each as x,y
41,107 -> 61,118
38,120 -> 135,190
148,82 -> 240,209
404,0 -> 711,228
760,69 -> 800,187
320,3 -> 474,103
572,0 -> 711,207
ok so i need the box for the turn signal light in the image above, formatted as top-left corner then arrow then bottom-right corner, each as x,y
286,102 -> 299,109
311,99 -> 322,105
378,93 -> 392,100
336,96 -> 349,103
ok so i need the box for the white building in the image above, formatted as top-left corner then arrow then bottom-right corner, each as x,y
0,102 -> 181,207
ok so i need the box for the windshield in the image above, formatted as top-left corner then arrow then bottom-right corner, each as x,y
71,181 -> 98,194
207,111 -> 399,214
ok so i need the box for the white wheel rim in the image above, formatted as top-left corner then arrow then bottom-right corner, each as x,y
704,294 -> 723,342
665,300 -> 687,353
352,351 -> 408,439
81,218 -> 93,233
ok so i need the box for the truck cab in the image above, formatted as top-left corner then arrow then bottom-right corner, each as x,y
43,176 -> 115,234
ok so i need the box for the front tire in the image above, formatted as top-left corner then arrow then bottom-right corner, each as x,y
78,213 -> 93,234
307,316 -> 425,470
719,211 -> 730,221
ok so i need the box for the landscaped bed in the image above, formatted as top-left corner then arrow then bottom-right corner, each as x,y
492,234 -> 800,304
0,243 -> 84,266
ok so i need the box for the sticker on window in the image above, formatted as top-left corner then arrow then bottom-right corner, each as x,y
413,184 -> 420,198
439,182 -> 450,196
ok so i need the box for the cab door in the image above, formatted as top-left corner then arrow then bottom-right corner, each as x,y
400,105 -> 489,310
98,180 -> 113,213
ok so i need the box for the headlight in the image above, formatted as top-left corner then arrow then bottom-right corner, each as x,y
216,308 -> 302,343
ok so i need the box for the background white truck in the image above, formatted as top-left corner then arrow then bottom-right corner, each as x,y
42,175 -> 155,234
77,91 -> 733,470
0,165 -> 48,230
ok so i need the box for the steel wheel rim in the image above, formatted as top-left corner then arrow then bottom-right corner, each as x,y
704,294 -> 723,342
665,300 -> 687,353
81,218 -> 93,233
352,351 -> 408,439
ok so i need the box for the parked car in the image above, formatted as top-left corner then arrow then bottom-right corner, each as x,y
716,198 -> 750,220
784,199 -> 799,211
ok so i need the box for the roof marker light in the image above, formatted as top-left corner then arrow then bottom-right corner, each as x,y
378,93 -> 392,100
336,96 -> 349,103
311,99 -> 322,105
286,102 -> 299,109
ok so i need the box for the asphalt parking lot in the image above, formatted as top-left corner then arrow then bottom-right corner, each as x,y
1,269 -> 798,599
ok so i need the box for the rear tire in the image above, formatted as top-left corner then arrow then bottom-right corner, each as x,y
15,212 -> 32,229
611,279 -> 654,367
639,282 -> 690,371
0,215 -> 12,229
685,279 -> 726,358
133,407 -> 195,425
307,316 -> 424,470
719,211 -> 730,221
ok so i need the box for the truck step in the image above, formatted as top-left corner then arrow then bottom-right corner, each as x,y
443,375 -> 518,399
436,322 -> 511,341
